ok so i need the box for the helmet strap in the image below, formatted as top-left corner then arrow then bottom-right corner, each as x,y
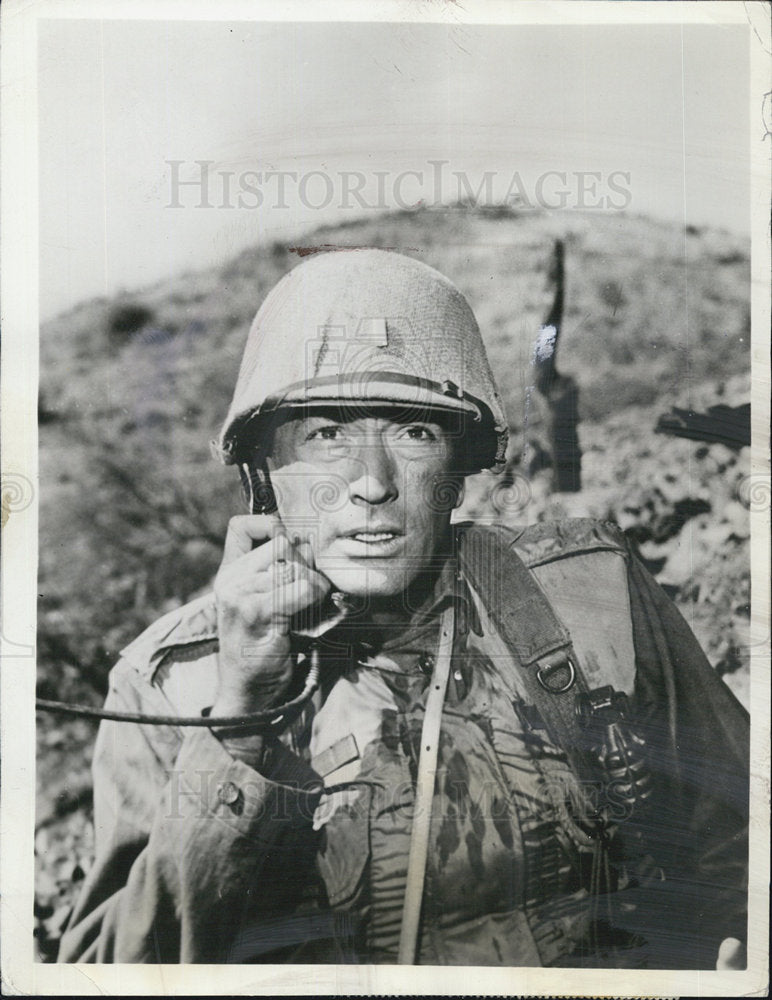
239,461 -> 276,515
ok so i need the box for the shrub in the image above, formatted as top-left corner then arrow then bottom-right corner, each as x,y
107,302 -> 154,341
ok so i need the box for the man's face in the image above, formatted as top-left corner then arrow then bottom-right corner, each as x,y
263,407 -> 465,599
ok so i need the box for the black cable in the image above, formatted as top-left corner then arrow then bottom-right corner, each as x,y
35,698 -> 289,728
36,649 -> 321,729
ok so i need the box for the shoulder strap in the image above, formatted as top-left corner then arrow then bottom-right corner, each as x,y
458,523 -> 593,774
398,604 -> 456,965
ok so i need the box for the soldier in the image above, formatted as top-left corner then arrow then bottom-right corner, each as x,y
58,249 -> 748,968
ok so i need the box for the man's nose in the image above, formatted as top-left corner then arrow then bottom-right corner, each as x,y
347,440 -> 399,506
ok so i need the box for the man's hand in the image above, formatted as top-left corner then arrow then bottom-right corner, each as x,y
716,936 -> 746,970
211,515 -> 331,717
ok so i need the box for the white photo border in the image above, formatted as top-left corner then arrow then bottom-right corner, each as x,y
2,1 -> 769,995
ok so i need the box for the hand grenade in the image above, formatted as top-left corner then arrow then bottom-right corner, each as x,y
575,685 -> 653,822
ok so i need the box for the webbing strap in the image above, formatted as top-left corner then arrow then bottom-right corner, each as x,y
459,524 -> 592,777
397,603 -> 455,965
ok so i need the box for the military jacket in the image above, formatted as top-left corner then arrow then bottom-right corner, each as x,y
58,519 -> 749,967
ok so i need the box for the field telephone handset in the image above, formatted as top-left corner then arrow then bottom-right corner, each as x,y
34,521 -> 357,732
257,528 -> 360,728
265,529 -> 356,641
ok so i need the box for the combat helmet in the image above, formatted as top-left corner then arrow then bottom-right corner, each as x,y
217,248 -> 508,473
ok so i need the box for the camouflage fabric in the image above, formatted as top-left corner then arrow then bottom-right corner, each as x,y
307,584 -> 606,966
57,519 -> 748,966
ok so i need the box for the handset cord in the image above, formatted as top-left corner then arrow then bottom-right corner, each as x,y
35,646 -> 321,730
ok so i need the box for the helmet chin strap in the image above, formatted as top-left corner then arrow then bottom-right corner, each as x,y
239,462 -> 256,513
239,462 -> 276,515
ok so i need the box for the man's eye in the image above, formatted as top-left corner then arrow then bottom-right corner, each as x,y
307,425 -> 344,442
403,425 -> 437,441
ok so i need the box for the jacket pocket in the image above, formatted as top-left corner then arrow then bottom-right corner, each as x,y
315,783 -> 372,909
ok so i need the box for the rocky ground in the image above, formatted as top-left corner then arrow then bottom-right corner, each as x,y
461,370 -> 752,707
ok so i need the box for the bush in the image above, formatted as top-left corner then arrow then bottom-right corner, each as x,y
107,301 -> 155,341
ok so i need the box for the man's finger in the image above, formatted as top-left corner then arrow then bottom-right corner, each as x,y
716,937 -> 746,970
217,535 -> 293,590
250,553 -> 299,594
293,539 -> 317,570
267,569 -> 332,621
221,514 -> 284,565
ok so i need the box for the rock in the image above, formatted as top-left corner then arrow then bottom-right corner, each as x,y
721,500 -> 749,539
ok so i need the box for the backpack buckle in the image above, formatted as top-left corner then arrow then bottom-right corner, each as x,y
536,654 -> 576,693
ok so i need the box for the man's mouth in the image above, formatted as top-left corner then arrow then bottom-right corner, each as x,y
337,528 -> 404,552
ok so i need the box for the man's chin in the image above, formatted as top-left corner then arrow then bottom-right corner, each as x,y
315,558 -> 416,599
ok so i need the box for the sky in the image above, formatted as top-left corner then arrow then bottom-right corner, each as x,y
38,17 -> 752,320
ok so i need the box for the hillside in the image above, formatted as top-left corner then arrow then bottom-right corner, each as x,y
34,205 -> 750,958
